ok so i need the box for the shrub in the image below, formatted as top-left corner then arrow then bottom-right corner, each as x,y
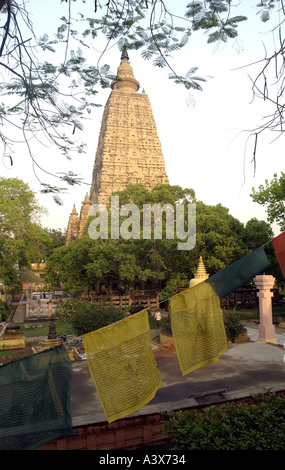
56,299 -> 127,335
162,390 -> 285,450
0,300 -> 11,322
223,309 -> 245,342
55,298 -> 83,322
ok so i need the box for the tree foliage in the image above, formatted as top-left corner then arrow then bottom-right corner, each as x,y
44,228 -> 66,257
0,1 -> 284,194
45,183 -> 277,297
251,172 -> 285,231
56,298 -> 127,335
0,298 -> 11,321
0,177 -> 51,290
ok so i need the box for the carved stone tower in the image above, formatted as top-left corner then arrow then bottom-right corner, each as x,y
65,193 -> 91,245
90,51 -> 169,205
66,51 -> 169,245
65,204 -> 79,245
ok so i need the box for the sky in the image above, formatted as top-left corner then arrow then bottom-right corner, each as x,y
0,1 -> 284,236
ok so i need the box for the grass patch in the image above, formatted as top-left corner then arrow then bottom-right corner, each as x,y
13,315 -> 167,340
225,304 -> 285,322
237,309 -> 259,321
18,269 -> 43,284
19,321 -> 74,338
0,350 -> 12,359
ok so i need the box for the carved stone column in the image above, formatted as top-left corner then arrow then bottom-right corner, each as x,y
254,275 -> 277,344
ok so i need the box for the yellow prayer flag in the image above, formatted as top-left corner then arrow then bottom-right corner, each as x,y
170,281 -> 227,376
82,310 -> 162,423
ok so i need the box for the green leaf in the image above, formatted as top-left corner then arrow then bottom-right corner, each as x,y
185,1 -> 203,18
261,10 -> 270,22
141,49 -> 154,60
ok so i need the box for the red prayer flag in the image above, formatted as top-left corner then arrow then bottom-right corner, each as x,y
272,231 -> 285,278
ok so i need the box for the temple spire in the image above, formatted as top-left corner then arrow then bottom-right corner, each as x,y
121,50 -> 129,61
65,204 -> 79,246
71,204 -> 78,215
89,51 -> 168,205
111,50 -> 140,92
78,193 -> 92,238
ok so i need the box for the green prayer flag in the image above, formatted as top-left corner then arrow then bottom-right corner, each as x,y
207,246 -> 270,299
0,344 -> 73,450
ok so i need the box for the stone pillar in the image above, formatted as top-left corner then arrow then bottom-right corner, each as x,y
254,275 -> 277,344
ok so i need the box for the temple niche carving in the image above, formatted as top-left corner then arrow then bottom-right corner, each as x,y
66,51 -> 169,245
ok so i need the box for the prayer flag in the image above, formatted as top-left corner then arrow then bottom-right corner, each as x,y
0,344 -> 73,450
207,246 -> 270,299
272,231 -> 285,278
83,310 -> 162,423
170,281 -> 227,376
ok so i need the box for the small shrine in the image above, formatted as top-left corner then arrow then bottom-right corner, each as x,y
39,316 -> 64,351
38,316 -> 74,360
189,256 -> 209,288
0,324 -> 27,350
